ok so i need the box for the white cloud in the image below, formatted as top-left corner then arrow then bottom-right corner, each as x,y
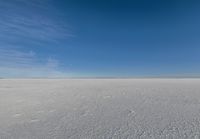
46,58 -> 59,69
0,49 -> 69,78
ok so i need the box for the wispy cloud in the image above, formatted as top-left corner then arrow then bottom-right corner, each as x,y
0,0 -> 73,77
0,48 -> 69,78
0,0 -> 73,46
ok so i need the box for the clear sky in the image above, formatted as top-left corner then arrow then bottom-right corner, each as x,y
0,0 -> 200,78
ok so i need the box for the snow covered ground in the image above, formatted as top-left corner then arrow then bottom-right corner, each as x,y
0,79 -> 200,139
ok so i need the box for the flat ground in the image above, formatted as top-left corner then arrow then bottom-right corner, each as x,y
0,79 -> 200,139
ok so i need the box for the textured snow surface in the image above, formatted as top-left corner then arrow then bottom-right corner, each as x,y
1,79 -> 200,139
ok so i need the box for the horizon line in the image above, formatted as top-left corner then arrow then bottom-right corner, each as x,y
1,76 -> 200,79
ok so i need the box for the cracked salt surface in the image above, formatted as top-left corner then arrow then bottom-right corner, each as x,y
0,79 -> 200,139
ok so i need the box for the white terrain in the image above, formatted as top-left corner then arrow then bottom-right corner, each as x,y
1,79 -> 200,139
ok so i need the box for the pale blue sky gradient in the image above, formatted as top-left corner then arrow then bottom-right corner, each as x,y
0,0 -> 200,78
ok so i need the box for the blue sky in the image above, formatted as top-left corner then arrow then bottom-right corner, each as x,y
0,0 -> 200,78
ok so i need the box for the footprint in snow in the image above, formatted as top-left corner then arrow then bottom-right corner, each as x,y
47,99 -> 55,103
36,110 -> 44,114
194,135 -> 200,139
49,109 -> 56,113
13,113 -> 22,118
103,95 -> 112,99
16,99 -> 24,104
29,119 -> 40,123
123,109 -> 135,117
